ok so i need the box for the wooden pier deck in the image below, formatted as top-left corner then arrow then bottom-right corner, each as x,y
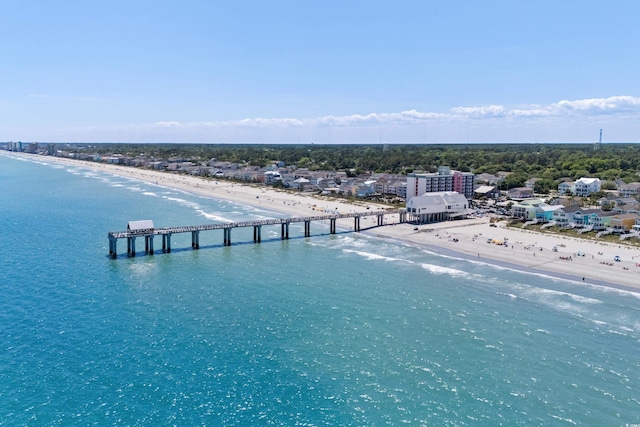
108,209 -> 406,258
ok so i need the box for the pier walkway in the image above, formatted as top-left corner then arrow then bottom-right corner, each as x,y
108,209 -> 406,258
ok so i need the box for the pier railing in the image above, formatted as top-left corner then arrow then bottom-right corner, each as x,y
108,209 -> 406,258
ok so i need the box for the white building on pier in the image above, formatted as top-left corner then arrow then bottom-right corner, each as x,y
406,191 -> 470,223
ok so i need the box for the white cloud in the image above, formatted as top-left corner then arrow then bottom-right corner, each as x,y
450,105 -> 506,118
153,121 -> 183,128
125,96 -> 640,137
551,96 -> 640,114
17,95 -> 639,143
234,117 -> 305,127
508,108 -> 552,118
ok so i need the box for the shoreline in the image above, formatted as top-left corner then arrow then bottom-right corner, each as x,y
6,151 -> 640,293
379,232 -> 640,294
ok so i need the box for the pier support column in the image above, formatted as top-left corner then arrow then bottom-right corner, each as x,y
224,228 -> 232,246
146,235 -> 154,255
304,220 -> 311,237
354,217 -> 360,232
127,236 -> 136,257
330,219 -> 336,234
281,222 -> 289,240
253,225 -> 261,243
109,236 -> 117,259
162,234 -> 172,253
192,231 -> 200,249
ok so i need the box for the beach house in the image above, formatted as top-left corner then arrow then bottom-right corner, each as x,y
557,181 -> 575,196
511,199 -> 554,221
618,182 -> 640,198
589,211 -> 617,231
575,178 -> 601,197
559,177 -> 601,197
551,207 -> 602,228
507,187 -> 534,200
610,214 -> 639,232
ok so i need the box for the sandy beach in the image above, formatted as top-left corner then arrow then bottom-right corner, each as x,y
8,151 -> 640,292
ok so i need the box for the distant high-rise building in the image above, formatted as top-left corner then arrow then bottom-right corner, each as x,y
406,166 -> 475,201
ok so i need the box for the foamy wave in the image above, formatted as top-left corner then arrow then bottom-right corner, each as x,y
342,248 -> 408,264
196,210 -> 234,223
419,262 -> 472,278
162,196 -> 201,210
524,287 -> 602,305
580,283 -> 640,300
142,192 -> 159,197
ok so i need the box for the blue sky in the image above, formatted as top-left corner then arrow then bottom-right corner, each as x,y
2,1 -> 639,143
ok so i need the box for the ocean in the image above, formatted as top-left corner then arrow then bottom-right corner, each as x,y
1,153 -> 640,426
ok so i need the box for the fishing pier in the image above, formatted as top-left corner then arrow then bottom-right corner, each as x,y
108,209 -> 406,259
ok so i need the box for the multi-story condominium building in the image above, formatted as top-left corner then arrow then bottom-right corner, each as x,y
574,177 -> 601,197
406,166 -> 475,201
558,177 -> 601,197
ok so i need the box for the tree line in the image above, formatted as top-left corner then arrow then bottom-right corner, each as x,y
63,143 -> 640,193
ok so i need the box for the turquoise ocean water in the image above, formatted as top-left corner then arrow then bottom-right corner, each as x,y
1,153 -> 640,426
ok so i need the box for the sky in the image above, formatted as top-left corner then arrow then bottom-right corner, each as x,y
2,1 -> 640,144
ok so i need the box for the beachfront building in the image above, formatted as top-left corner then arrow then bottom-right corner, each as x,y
536,204 -> 564,222
263,170 -> 282,184
589,212 -> 617,231
552,207 -> 602,228
610,214 -> 639,232
510,199 -> 562,221
406,191 -> 470,223
406,166 -> 475,201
